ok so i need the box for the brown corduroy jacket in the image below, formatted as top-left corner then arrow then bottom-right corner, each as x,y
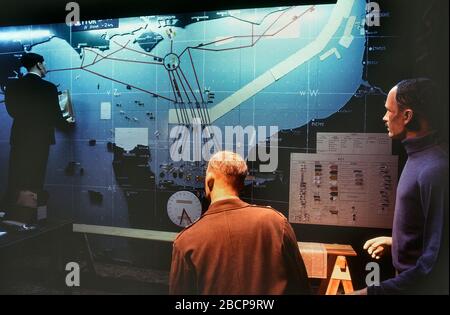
169,198 -> 311,295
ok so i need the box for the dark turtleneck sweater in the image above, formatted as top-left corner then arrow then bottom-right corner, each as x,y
369,132 -> 449,294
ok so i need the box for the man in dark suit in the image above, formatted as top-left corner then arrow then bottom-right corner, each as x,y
1,52 -> 73,221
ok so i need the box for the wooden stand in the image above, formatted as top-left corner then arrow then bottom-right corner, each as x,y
318,245 -> 357,295
323,255 -> 354,294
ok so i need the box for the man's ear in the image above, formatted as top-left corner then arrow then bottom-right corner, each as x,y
403,108 -> 414,126
206,173 -> 214,192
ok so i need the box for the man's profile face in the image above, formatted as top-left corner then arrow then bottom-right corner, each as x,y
37,61 -> 47,78
382,87 -> 407,140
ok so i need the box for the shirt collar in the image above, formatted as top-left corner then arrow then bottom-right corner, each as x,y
26,71 -> 41,78
402,131 -> 439,155
204,198 -> 249,215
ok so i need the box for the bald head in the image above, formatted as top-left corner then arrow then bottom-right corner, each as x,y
205,151 -> 248,201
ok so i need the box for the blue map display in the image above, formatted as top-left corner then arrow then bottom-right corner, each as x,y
0,0 -> 387,239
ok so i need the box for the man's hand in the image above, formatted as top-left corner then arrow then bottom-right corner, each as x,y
363,236 -> 392,259
59,116 -> 76,133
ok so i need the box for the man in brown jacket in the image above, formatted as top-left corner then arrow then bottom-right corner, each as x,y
169,151 -> 311,295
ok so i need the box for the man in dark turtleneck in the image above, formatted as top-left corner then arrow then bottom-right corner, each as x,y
354,78 -> 448,295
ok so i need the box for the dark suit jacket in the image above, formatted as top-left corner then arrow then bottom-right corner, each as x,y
5,73 -> 67,146
169,198 -> 311,295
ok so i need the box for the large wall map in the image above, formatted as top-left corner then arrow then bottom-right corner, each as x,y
0,0 -> 395,238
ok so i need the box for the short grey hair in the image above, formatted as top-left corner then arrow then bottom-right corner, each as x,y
208,151 -> 248,184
